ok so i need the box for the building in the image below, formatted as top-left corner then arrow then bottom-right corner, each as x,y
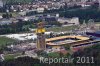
0,19 -> 12,25
0,0 -> 3,7
98,0 -> 100,7
37,8 -> 45,13
36,22 -> 46,50
86,31 -> 100,38
46,35 -> 90,46
58,17 -> 79,25
46,35 -> 91,52
45,17 -> 57,23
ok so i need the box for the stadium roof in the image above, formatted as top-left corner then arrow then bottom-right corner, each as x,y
46,35 -> 89,42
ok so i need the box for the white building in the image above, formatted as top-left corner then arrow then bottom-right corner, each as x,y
37,8 -> 45,13
0,0 -> 3,7
70,17 -> 80,25
58,17 -> 80,25
98,0 -> 100,7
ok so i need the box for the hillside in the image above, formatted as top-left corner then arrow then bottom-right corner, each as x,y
3,0 -> 33,4
0,44 -> 100,66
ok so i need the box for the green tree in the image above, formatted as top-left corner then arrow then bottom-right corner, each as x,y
48,52 -> 60,58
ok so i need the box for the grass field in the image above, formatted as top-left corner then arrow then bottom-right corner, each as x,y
0,37 -> 16,49
4,54 -> 15,61
4,53 -> 22,61
46,25 -> 78,32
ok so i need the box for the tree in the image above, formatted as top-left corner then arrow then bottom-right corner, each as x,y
64,44 -> 70,50
91,2 -> 99,9
48,52 -> 60,58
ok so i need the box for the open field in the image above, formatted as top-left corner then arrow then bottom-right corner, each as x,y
46,25 -> 78,32
4,53 -> 22,61
0,37 -> 16,49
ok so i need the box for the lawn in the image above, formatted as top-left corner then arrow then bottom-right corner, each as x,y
4,54 -> 15,61
0,37 -> 16,49
4,53 -> 22,61
46,25 -> 78,32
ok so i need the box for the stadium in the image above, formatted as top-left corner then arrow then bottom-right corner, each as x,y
46,35 -> 100,52
46,35 -> 90,46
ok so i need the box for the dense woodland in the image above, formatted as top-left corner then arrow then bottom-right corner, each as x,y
0,21 -> 32,34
